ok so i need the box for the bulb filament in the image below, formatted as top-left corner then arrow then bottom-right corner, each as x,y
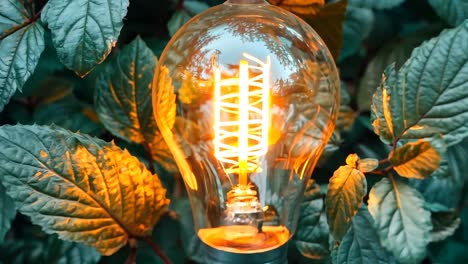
213,53 -> 271,183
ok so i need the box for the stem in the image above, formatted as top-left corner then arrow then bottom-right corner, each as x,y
143,142 -> 156,174
125,242 -> 137,264
379,158 -> 390,165
141,236 -> 172,264
176,0 -> 184,9
367,165 -> 393,175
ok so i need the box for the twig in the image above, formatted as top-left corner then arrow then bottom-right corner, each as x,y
141,236 -> 172,264
379,158 -> 390,165
367,165 -> 393,175
143,142 -> 156,174
125,240 -> 138,264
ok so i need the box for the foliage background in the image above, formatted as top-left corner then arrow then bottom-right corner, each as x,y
0,0 -> 467,263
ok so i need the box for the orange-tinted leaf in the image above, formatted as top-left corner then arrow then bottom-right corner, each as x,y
390,139 -> 443,179
269,0 -> 324,16
0,125 -> 169,255
326,165 -> 367,240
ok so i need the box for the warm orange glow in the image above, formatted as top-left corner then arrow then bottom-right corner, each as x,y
198,225 -> 289,253
213,53 -> 271,181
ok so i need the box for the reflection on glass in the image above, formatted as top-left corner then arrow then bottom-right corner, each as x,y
153,0 -> 340,256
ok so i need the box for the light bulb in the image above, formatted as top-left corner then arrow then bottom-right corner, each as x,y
153,0 -> 339,262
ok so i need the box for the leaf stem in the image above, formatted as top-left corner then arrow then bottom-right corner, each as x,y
125,240 -> 138,264
379,158 -> 390,165
141,236 -> 172,264
367,165 -> 393,175
143,142 -> 156,174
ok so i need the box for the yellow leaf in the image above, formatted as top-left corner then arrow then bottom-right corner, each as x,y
390,139 -> 442,179
358,158 -> 379,173
0,125 -> 169,255
346,153 -> 359,168
153,66 -> 198,190
269,0 -> 324,16
326,165 -> 367,240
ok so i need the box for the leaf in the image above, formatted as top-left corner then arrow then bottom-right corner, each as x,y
95,36 -> 176,172
430,208 -> 461,242
339,5 -> 374,60
357,29 -> 441,111
170,198 -> 204,263
325,164 -> 367,241
336,206 -> 393,264
348,0 -> 405,9
183,0 -> 210,15
41,0 -> 129,76
358,159 -> 379,173
371,21 -> 468,147
167,10 -> 191,37
0,0 -> 28,37
294,180 -> 330,259
390,139 -> 444,179
368,177 -> 432,263
153,66 -> 198,191
0,183 -> 16,242
0,234 -> 101,264
34,96 -> 103,136
0,125 -> 169,255
409,137 -> 468,208
268,0 -> 324,16
304,0 -> 348,61
0,22 -> 45,111
428,0 -> 468,27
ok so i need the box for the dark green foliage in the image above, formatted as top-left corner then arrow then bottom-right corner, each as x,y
0,0 -> 467,263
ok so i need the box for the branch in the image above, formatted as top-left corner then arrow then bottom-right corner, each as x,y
141,236 -> 172,264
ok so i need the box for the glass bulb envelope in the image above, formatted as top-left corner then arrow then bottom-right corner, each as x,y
153,0 -> 340,255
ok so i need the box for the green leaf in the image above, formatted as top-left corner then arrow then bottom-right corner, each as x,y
357,29 -> 441,111
0,183 -> 15,242
18,31 -> 65,98
371,21 -> 468,147
368,177 -> 432,263
304,0 -> 348,61
170,198 -> 204,263
41,0 -> 129,76
0,22 -> 45,111
294,180 -> 330,260
390,139 -> 444,179
339,5 -> 374,60
428,0 -> 468,27
336,206 -> 393,264
95,36 -> 176,172
326,164 -> 366,241
0,234 -> 101,264
167,10 -> 191,37
430,208 -> 461,242
34,95 -> 103,136
0,0 -> 28,36
348,0 -> 405,9
410,137 -> 468,208
0,125 -> 169,255
183,1 -> 210,15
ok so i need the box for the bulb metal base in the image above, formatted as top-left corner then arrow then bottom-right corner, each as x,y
202,240 -> 289,264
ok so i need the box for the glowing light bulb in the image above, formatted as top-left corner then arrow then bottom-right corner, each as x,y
153,0 -> 339,262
